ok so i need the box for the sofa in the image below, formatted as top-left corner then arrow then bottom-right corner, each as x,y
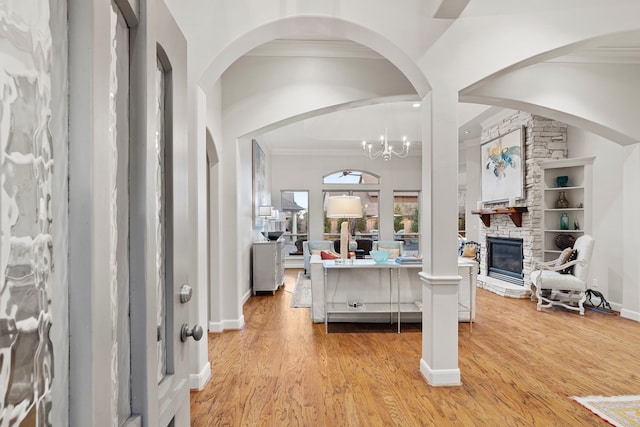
332,238 -> 374,255
303,240 -> 333,275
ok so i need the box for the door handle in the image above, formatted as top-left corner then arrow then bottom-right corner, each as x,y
180,324 -> 203,342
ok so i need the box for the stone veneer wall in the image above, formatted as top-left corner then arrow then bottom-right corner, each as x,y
478,111 -> 568,287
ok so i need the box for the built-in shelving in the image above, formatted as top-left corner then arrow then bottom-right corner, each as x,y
540,157 -> 594,262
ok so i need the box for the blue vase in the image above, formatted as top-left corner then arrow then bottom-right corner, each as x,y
560,212 -> 569,230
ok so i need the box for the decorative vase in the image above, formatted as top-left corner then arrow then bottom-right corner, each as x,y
556,175 -> 568,187
555,191 -> 569,209
560,212 -> 569,230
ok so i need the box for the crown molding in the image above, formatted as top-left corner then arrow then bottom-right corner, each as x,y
270,146 -> 422,157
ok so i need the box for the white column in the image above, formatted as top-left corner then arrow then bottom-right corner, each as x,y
621,143 -> 640,321
419,88 -> 462,386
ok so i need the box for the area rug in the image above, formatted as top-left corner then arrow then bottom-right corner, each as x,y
290,271 -> 311,308
572,395 -> 640,426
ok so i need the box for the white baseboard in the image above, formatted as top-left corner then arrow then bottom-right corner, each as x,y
242,288 -> 252,305
609,302 -> 623,312
620,307 -> 640,322
223,316 -> 245,330
284,256 -> 304,269
190,361 -> 211,390
208,321 -> 223,332
420,359 -> 461,386
208,292 -> 250,332
208,315 -> 246,332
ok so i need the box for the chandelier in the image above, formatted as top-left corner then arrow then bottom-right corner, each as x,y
362,128 -> 410,161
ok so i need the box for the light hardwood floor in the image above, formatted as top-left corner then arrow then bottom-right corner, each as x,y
191,269 -> 640,426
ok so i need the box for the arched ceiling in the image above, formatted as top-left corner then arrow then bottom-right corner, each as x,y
164,1 -> 640,151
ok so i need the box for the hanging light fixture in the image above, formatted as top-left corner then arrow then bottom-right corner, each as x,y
362,127 -> 410,161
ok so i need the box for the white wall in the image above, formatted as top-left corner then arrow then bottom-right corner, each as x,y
621,144 -> 640,320
567,126 -> 624,305
270,153 -> 421,242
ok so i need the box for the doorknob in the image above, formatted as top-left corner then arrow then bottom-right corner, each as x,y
180,324 -> 203,342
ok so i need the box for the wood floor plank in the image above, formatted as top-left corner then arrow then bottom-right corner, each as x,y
191,269 -> 639,426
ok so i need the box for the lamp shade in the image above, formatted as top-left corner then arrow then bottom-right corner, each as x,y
326,195 -> 362,218
258,205 -> 272,217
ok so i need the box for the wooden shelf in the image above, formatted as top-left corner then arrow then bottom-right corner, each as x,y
471,207 -> 529,227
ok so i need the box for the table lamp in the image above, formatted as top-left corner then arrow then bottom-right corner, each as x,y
326,195 -> 362,262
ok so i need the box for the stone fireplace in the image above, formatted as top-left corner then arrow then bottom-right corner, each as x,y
476,111 -> 568,298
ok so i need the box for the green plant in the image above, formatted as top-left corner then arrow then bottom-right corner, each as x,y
394,205 -> 404,232
411,208 -> 419,232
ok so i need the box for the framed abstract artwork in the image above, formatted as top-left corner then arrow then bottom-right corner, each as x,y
481,126 -> 524,203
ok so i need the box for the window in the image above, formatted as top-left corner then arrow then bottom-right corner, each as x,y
323,170 -> 379,185
393,191 -> 420,255
323,190 -> 379,241
280,191 -> 308,255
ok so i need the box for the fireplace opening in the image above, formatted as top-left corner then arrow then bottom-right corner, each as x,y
487,237 -> 524,286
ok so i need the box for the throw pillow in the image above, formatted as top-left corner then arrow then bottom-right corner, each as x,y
320,250 -> 339,260
378,247 -> 400,259
561,249 -> 578,274
555,247 -> 576,274
461,244 -> 477,258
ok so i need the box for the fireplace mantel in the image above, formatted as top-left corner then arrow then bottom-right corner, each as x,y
471,207 -> 529,227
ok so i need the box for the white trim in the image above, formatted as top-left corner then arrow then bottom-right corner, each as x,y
207,321 -> 223,333
620,308 -> 640,322
608,302 -> 622,312
189,361 -> 211,390
121,416 -> 142,427
420,359 -> 461,386
245,39 -> 383,59
539,156 -> 595,169
284,256 -> 304,269
548,47 -> 640,64
209,315 -> 246,332
242,288 -> 252,305
419,272 -> 462,286
222,316 -> 245,331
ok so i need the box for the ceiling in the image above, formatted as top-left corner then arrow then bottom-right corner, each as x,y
254,31 -> 640,157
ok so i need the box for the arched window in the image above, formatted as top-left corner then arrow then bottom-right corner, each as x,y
322,170 -> 379,185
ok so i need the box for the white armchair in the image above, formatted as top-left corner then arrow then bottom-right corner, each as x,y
529,235 -> 595,315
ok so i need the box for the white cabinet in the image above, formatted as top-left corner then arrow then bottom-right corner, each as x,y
252,240 -> 284,295
540,157 -> 594,262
